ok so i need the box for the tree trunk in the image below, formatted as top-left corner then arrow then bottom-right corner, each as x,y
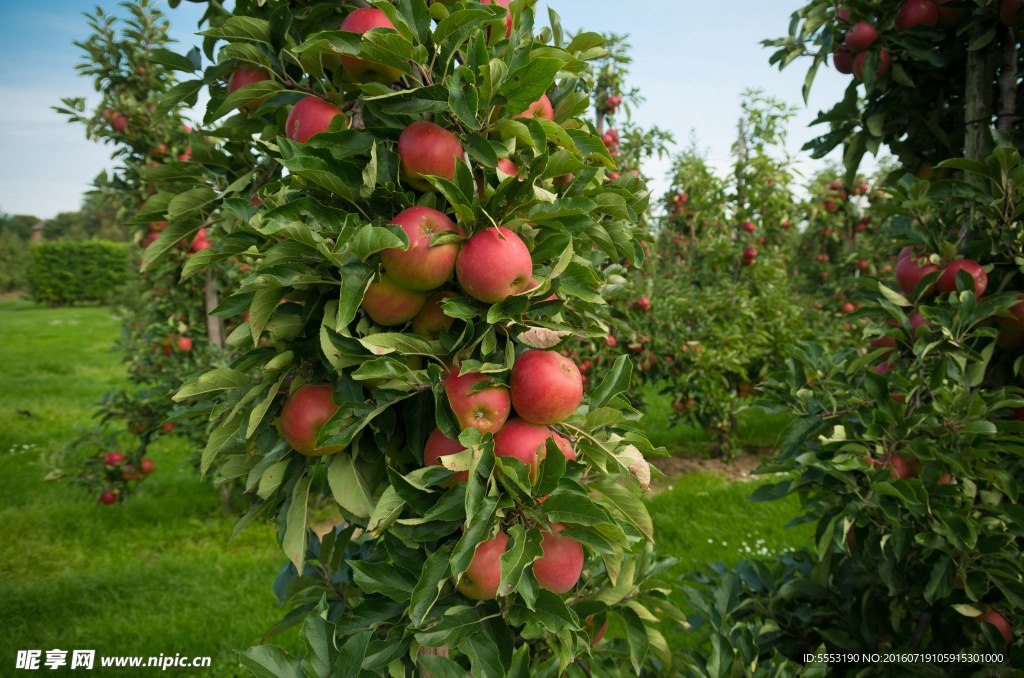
735,118 -> 747,216
204,269 -> 225,349
219,485 -> 233,514
997,25 -> 1019,132
417,645 -> 450,678
964,24 -> 995,161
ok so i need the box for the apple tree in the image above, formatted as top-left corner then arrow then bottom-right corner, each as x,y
143,0 -> 684,674
47,0 -> 238,505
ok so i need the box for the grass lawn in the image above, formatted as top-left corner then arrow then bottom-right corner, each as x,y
0,297 -> 813,674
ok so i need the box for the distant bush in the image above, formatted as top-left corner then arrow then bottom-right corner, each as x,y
0,229 -> 30,292
29,240 -> 130,306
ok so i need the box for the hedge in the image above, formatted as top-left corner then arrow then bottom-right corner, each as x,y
29,240 -> 130,306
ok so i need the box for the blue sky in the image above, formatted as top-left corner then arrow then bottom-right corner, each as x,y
0,0 -> 861,219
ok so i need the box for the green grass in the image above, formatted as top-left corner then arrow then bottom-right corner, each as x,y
0,298 -> 812,674
0,298 -> 298,677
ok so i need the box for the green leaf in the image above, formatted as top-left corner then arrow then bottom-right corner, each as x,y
328,453 -> 375,519
499,525 -> 544,597
368,485 -> 407,532
498,59 -> 562,116
589,355 -> 632,409
408,546 -> 453,626
590,479 -> 654,542
283,475 -> 313,573
236,645 -> 304,678
349,560 -> 418,602
618,605 -> 649,675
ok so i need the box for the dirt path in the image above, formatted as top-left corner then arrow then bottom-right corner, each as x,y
649,450 -> 772,492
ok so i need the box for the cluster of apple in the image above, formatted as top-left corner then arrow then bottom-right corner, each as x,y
277,350 -> 591,597
601,93 -> 623,115
97,452 -> 156,505
101,107 -> 130,133
601,128 -> 620,157
154,334 -> 193,357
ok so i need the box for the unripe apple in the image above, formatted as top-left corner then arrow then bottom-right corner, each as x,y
533,523 -> 584,593
423,427 -> 469,483
361,272 -> 428,326
398,121 -> 463,192
896,0 -> 938,30
514,94 -> 554,121
456,531 -> 509,599
510,350 -> 584,425
380,207 -> 463,291
493,418 -> 575,481
412,291 -> 458,339
833,49 -> 854,74
444,370 -> 511,434
100,491 -> 117,505
227,65 -> 272,113
937,259 -> 987,296
177,337 -> 193,351
339,8 -> 404,84
455,227 -> 533,303
845,22 -> 878,53
279,384 -> 345,456
853,49 -> 890,80
285,97 -> 347,143
896,253 -> 938,295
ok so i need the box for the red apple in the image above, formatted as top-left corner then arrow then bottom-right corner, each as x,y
455,227 -> 534,304
285,96 -> 347,143
840,302 -> 856,314
870,336 -> 897,360
513,94 -> 554,121
996,293 -> 1024,332
361,272 -> 428,326
845,22 -> 878,52
121,464 -> 141,481
741,221 -> 756,233
111,112 -> 129,132
979,609 -> 1013,644
227,65 -> 272,113
140,458 -> 156,474
896,253 -> 939,295
176,337 -> 193,351
481,0 -> 513,38
853,49 -> 890,80
339,8 -> 404,84
456,531 -> 509,599
584,616 -> 608,644
896,0 -> 938,30
493,417 -> 575,481
423,427 -> 469,483
444,370 -> 511,434
105,452 -> 125,466
510,350 -> 584,425
397,121 -> 463,192
533,523 -> 584,593
874,363 -> 898,375
160,422 -> 176,433
279,384 -> 345,456
497,158 -> 519,176
381,207 -> 463,291
937,259 -> 987,296
99,492 -> 117,505
412,291 -> 458,339
833,49 -> 854,74
743,246 -> 758,259
936,0 -> 963,26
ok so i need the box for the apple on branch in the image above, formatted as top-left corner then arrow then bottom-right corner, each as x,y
444,370 -> 511,434
338,8 -> 404,84
279,384 -> 345,456
380,206 -> 463,291
455,227 -> 534,303
285,96 -> 347,143
397,121 -> 464,192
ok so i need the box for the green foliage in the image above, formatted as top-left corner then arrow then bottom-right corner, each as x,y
0,228 -> 31,292
28,240 -> 130,307
681,138 -> 1024,674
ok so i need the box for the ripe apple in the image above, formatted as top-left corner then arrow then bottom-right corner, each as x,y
840,302 -> 856,314
887,453 -> 920,479
111,112 -> 129,132
140,458 -> 156,474
509,350 -> 584,425
845,22 -> 878,52
896,253 -> 939,295
896,0 -> 938,30
99,492 -> 117,505
979,609 -> 1013,644
455,227 -> 534,304
837,8 -> 851,22
285,96 -> 347,143
833,49 -> 854,74
423,427 -> 469,483
584,616 -> 608,644
161,422 -> 176,433
456,531 -> 509,599
445,370 -> 511,434
514,94 -> 554,121
874,363 -> 898,375
533,523 -> 584,593
493,417 -> 575,481
996,293 -> 1024,332
227,65 -> 271,113
105,452 -> 125,466
480,0 -> 513,38
497,158 -> 519,177
279,384 -> 345,456
121,464 -> 141,481
937,259 -> 987,295
853,49 -> 890,80
1001,0 -> 1024,26
412,291 -> 458,339
361,272 -> 428,326
397,121 -> 463,192
741,221 -> 756,233
177,337 -> 193,351
909,308 -> 932,335
380,207 -> 463,291
339,8 -> 404,84
936,0 -> 963,26
743,246 -> 758,259
870,336 -> 897,360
